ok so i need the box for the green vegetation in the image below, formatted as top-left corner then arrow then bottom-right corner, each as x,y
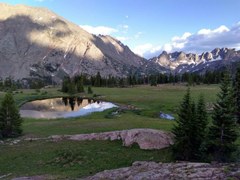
172,88 -> 208,161
0,93 -> 22,138
93,84 -> 219,117
208,72 -> 238,162
234,67 -> 240,124
172,72 -> 239,162
0,84 -> 238,178
87,86 -> 93,94
23,110 -> 173,137
0,140 -> 171,179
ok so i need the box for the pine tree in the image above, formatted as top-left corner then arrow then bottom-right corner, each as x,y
207,71 -> 238,162
172,88 -> 209,161
169,73 -> 174,83
150,75 -> 157,86
94,72 -> 102,87
195,94 -> 208,159
76,76 -> 84,93
61,76 -> 70,93
0,93 -> 22,138
87,86 -> 93,94
68,81 -> 76,95
172,87 -> 196,160
234,67 -> 240,124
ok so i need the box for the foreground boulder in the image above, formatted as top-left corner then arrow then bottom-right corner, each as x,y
26,129 -> 174,150
83,161 -> 240,180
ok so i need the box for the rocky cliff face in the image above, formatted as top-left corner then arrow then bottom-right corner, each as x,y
150,48 -> 240,74
0,3 -> 145,82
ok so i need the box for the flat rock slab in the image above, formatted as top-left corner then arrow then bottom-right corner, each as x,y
82,161 -> 240,180
26,129 -> 174,150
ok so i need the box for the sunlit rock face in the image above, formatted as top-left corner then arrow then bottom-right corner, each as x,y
20,97 -> 117,119
0,3 -> 145,82
149,48 -> 240,74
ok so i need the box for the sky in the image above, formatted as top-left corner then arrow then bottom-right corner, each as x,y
2,0 -> 240,58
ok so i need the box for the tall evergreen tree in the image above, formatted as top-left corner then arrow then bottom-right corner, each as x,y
87,86 -> 93,94
194,94 -> 208,159
61,76 -> 70,93
169,73 -> 174,83
0,93 -> 22,138
172,87 -> 196,160
149,75 -> 157,86
94,72 -> 102,87
207,72 -> 238,162
172,88 -> 209,161
234,67 -> 240,124
76,76 -> 84,93
68,81 -> 76,95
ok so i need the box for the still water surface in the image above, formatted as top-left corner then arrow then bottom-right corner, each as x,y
20,97 -> 117,119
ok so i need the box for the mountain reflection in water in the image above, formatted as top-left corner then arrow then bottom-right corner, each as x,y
20,97 -> 116,119
20,97 -> 95,112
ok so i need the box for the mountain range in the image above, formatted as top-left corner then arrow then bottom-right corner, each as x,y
0,3 -> 240,83
150,48 -> 240,74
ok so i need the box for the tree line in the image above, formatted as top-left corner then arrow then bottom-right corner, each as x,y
60,70 -> 228,94
0,70 -> 230,92
172,69 -> 240,162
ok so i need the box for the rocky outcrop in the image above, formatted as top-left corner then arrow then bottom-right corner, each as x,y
10,162 -> 240,180
25,129 -> 174,150
83,161 -> 240,180
0,3 -> 145,82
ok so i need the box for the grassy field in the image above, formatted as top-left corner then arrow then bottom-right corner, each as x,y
1,84 -> 236,179
93,84 -> 219,117
0,140 -> 171,179
17,84 -> 219,137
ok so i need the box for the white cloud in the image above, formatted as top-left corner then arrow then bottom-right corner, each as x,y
134,22 -> 240,59
179,24 -> 239,53
172,32 -> 191,41
80,25 -> 118,35
118,24 -> 129,34
133,44 -> 162,57
197,28 -> 211,35
133,43 -> 154,57
162,44 -> 172,52
116,36 -> 129,42
197,25 -> 229,35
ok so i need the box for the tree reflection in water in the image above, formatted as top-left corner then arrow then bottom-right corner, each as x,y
69,97 -> 76,111
62,97 -> 94,111
62,97 -> 68,106
77,97 -> 83,106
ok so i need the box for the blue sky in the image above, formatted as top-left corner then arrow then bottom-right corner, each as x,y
2,0 -> 240,58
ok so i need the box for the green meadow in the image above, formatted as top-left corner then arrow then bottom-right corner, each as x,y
1,84 -> 236,179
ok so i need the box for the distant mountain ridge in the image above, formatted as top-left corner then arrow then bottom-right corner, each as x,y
149,48 -> 240,74
0,3 -> 145,82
